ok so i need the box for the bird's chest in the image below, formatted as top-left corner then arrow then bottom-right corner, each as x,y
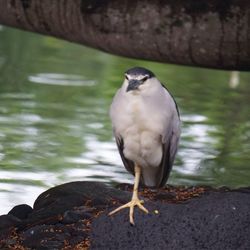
120,95 -> 163,168
115,93 -> 165,140
126,97 -> 149,130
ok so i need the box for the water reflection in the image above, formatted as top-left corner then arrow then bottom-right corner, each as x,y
0,27 -> 250,214
29,73 -> 96,86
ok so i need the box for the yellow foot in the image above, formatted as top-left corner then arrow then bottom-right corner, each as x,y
109,199 -> 149,225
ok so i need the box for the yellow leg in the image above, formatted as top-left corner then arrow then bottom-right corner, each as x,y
109,164 -> 149,225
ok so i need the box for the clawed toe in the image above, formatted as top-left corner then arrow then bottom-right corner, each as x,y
109,198 -> 149,225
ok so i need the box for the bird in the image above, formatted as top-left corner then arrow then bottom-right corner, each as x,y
109,67 -> 181,225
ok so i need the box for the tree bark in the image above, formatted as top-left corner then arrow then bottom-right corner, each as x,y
0,0 -> 249,71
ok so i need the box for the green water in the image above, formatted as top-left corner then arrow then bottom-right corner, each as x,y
0,26 -> 250,214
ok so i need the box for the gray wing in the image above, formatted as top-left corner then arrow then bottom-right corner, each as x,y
156,84 -> 181,188
115,135 -> 135,176
157,130 -> 180,187
110,88 -> 135,175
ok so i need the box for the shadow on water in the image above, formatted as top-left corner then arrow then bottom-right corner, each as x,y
0,26 -> 250,213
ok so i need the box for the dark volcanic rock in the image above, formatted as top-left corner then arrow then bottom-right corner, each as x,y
19,181 -> 130,230
34,181 -> 130,210
91,190 -> 250,250
0,182 -> 250,250
0,214 -> 21,232
0,181 -> 130,249
61,206 -> 93,224
21,223 -> 87,250
8,204 -> 33,220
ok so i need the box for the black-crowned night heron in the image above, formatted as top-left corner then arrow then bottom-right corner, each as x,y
109,67 -> 181,225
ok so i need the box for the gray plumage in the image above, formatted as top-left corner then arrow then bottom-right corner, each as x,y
110,67 -> 181,188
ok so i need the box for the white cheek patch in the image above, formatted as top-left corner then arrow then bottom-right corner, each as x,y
138,81 -> 149,91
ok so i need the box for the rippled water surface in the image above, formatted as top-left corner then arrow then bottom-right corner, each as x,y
0,27 -> 250,214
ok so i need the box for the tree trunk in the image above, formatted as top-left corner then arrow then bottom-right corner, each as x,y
0,0 -> 249,71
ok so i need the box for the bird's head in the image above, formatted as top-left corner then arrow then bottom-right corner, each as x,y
124,67 -> 156,93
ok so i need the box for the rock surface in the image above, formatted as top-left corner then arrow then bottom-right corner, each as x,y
92,190 -> 250,250
0,181 -> 249,249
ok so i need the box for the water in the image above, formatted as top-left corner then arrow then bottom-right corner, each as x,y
0,27 -> 250,214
